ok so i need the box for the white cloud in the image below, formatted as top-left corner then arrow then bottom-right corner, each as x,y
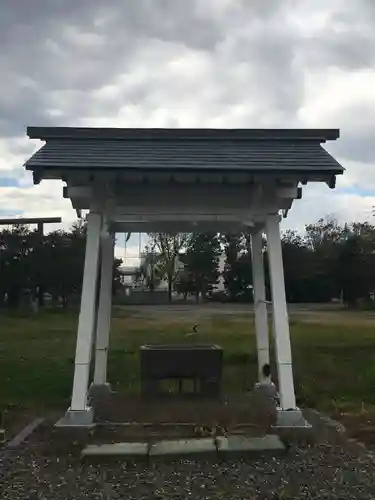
282,183 -> 375,233
299,69 -> 375,130
0,180 -> 75,232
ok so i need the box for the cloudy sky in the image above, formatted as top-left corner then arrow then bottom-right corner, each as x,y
1,0 -> 375,264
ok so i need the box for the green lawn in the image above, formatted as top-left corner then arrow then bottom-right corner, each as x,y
1,306 -> 375,417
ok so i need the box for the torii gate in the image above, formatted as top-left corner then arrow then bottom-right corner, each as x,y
24,127 -> 344,428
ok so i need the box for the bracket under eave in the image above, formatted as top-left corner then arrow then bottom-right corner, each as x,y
32,170 -> 42,185
327,175 -> 336,189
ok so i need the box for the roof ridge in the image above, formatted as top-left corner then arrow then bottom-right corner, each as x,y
27,127 -> 340,142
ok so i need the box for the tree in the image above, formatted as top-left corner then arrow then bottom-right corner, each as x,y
37,229 -> 86,307
280,230 -> 317,303
222,232 -> 253,300
147,233 -> 190,300
304,217 -> 344,302
174,268 -> 195,300
181,233 -> 221,300
0,220 -> 123,309
0,225 -> 33,308
301,218 -> 375,305
134,246 -> 164,291
333,223 -> 375,307
305,216 -> 343,250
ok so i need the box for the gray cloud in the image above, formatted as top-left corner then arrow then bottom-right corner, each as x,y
333,131 -> 375,166
303,33 -> 375,71
300,0 -> 375,71
0,0 -> 302,138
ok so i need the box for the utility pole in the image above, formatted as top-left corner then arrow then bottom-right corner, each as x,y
0,217 -> 62,309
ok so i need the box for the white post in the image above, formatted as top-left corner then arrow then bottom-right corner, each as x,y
92,226 -> 114,388
70,212 -> 102,413
266,214 -> 296,410
251,230 -> 270,382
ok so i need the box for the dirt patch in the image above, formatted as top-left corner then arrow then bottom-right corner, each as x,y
23,416 -> 272,457
8,402 -> 375,457
93,392 -> 276,430
11,401 -> 375,462
24,418 -> 93,456
333,411 -> 375,450
18,405 -> 365,458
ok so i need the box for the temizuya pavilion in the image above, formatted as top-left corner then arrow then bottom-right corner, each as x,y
24,127 -> 344,428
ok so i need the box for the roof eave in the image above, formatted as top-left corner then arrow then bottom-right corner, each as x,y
28,165 -> 343,186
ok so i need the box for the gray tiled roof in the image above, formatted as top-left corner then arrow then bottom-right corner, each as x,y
24,127 -> 344,175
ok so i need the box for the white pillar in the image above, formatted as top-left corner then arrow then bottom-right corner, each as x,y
93,228 -> 114,387
70,212 -> 102,412
251,230 -> 270,382
266,214 -> 296,410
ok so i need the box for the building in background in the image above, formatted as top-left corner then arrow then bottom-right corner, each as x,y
118,251 -> 227,293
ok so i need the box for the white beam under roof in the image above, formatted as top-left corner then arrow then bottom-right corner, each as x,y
63,181 -> 301,212
111,221 -> 258,234
62,179 -> 298,233
109,211 -> 279,232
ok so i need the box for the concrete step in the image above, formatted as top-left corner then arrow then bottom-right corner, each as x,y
81,434 -> 285,458
82,441 -> 148,457
150,438 -> 216,458
217,435 -> 285,457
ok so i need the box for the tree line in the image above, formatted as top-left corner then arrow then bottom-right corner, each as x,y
1,217 -> 375,309
0,221 -> 122,309
143,218 -> 375,307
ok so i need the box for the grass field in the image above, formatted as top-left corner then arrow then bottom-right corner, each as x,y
1,304 -> 375,421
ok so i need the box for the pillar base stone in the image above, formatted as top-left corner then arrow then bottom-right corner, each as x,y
273,407 -> 311,429
88,382 -> 113,399
55,407 -> 95,428
254,381 -> 280,404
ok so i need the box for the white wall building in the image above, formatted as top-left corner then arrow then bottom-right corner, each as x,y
120,250 -> 227,293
